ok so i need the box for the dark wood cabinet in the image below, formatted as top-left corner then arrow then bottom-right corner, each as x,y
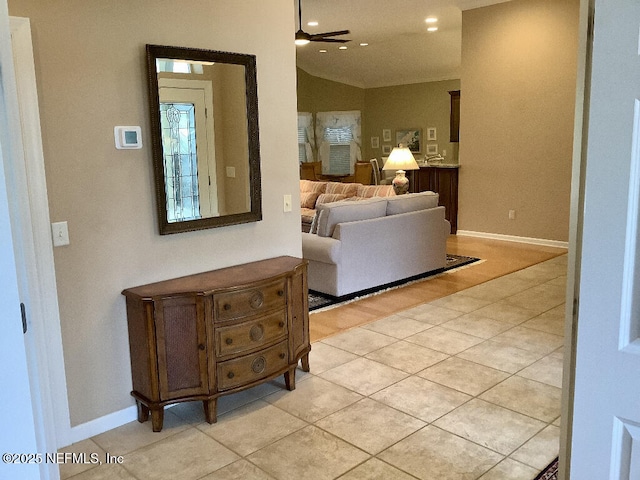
122,256 -> 310,431
449,90 -> 460,143
413,166 -> 459,234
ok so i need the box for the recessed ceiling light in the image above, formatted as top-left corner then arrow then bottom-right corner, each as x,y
427,27 -> 438,32
339,46 -> 348,50
319,49 -> 327,53
425,17 -> 438,24
307,21 -> 318,26
359,43 -> 369,47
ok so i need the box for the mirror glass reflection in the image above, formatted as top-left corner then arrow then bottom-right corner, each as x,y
147,45 -> 262,234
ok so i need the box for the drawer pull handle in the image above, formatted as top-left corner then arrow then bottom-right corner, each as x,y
223,303 -> 231,311
278,321 -> 285,328
249,292 -> 264,309
198,344 -> 205,351
225,338 -> 233,345
279,353 -> 286,359
251,356 -> 266,374
277,289 -> 284,297
250,324 -> 264,342
227,372 -> 234,379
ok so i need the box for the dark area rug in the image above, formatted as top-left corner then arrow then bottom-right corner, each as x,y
309,254 -> 480,312
534,457 -> 558,480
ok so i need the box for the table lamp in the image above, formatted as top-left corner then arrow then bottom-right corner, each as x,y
382,144 -> 420,195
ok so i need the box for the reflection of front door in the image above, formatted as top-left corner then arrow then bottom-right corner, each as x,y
569,0 -> 640,477
159,80 -> 218,221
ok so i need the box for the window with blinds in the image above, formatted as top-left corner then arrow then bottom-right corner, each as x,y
298,126 -> 308,163
324,126 -> 352,174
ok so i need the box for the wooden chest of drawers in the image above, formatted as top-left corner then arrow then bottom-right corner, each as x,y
122,256 -> 310,432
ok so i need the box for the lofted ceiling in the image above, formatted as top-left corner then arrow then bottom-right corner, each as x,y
295,0 -> 511,89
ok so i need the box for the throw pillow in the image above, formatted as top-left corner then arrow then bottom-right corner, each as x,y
300,192 -> 320,209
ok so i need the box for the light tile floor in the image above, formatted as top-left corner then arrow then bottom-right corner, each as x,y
60,255 -> 566,480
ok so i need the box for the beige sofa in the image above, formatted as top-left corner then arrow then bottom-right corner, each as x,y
301,191 -> 450,297
300,180 -> 396,232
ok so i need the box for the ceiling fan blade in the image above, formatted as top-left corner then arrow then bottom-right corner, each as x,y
310,37 -> 351,43
309,30 -> 350,39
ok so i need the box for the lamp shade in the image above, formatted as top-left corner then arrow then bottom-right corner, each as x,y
382,145 -> 419,172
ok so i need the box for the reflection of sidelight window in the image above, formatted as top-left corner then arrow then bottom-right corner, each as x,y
159,79 -> 218,222
160,102 -> 200,222
324,127 -> 352,175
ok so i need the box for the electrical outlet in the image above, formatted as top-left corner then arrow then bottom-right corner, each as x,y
283,194 -> 292,212
509,210 -> 516,220
226,166 -> 236,178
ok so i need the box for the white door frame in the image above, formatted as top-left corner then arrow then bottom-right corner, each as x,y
9,15 -> 71,453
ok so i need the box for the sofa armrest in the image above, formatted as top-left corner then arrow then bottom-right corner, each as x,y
301,232 -> 341,264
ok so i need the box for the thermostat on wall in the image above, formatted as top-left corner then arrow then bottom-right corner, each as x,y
114,126 -> 142,149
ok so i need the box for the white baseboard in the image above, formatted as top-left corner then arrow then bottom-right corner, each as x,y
456,230 -> 569,249
68,405 -> 137,446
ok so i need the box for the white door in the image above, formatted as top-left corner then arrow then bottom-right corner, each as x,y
0,10 -> 40,478
570,0 -> 640,477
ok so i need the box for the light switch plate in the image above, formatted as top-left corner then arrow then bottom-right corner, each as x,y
283,194 -> 292,212
51,221 -> 70,247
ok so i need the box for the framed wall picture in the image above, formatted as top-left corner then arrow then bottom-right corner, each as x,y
396,129 -> 422,153
382,129 -> 392,142
426,144 -> 438,155
371,136 -> 380,149
427,127 -> 437,141
382,145 -> 392,155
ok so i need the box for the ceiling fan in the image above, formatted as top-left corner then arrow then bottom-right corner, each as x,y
295,0 -> 351,45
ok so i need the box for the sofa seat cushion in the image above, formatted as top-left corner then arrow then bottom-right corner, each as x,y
315,197 -> 388,237
386,191 -> 439,215
301,232 -> 341,264
317,193 -> 347,205
356,184 -> 396,198
301,207 -> 316,225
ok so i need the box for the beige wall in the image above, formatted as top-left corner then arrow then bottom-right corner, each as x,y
296,67 -> 365,115
8,0 -> 300,426
363,80 -> 460,162
459,0 -> 579,241
297,68 -> 458,165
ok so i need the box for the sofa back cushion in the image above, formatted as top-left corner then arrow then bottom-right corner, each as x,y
300,179 -> 328,194
315,197 -> 387,237
356,184 -> 396,198
325,182 -> 359,197
386,191 -> 440,215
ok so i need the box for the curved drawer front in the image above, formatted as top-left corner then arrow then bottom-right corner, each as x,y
214,279 -> 286,322
217,341 -> 289,391
215,310 -> 287,357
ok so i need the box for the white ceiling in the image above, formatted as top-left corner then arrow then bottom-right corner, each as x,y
295,0 -> 511,89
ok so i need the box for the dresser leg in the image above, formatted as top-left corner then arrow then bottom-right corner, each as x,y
301,352 -> 310,372
150,407 -> 164,432
136,400 -> 149,423
203,399 -> 217,424
285,366 -> 296,390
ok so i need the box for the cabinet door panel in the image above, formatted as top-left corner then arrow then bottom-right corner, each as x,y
156,295 -> 209,400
